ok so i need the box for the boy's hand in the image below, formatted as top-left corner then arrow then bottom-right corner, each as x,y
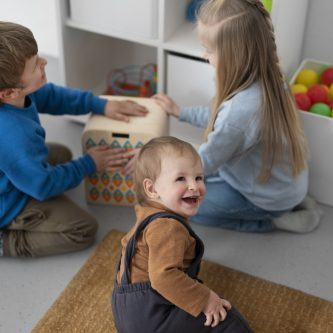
104,100 -> 148,122
153,93 -> 180,118
86,146 -> 128,172
203,291 -> 232,327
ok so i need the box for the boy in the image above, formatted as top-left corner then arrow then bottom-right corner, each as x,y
0,21 -> 147,257
112,136 -> 252,332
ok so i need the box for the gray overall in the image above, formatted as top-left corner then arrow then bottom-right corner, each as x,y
112,212 -> 253,333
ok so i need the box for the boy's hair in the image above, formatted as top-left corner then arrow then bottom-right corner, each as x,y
0,21 -> 38,92
134,136 -> 202,205
198,0 -> 308,182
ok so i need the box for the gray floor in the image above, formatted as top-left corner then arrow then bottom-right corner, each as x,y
1,114 -> 333,333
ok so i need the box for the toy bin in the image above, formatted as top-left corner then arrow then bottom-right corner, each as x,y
69,0 -> 158,40
290,59 -> 333,206
82,96 -> 168,206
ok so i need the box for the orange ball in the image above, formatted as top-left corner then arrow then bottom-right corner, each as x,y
328,83 -> 333,100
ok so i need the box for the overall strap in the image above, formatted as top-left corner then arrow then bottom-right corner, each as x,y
120,211 -> 205,285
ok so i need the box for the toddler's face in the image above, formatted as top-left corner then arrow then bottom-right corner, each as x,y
152,153 -> 206,218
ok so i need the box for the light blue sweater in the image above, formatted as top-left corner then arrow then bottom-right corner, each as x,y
180,82 -> 308,211
0,83 -> 106,228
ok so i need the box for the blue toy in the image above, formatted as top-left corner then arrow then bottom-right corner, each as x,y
186,0 -> 204,22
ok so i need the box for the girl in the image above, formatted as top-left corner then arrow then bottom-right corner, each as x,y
112,136 -> 253,333
154,0 -> 322,233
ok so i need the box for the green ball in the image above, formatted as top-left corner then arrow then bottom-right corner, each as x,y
309,103 -> 331,117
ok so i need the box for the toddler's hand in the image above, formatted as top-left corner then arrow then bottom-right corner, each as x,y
203,291 -> 232,327
87,146 -> 127,172
153,93 -> 180,118
104,100 -> 148,122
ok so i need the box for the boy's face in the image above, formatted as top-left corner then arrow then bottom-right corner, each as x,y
151,153 -> 206,218
19,54 -> 47,95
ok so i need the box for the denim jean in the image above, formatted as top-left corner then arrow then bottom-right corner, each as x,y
191,179 -> 288,232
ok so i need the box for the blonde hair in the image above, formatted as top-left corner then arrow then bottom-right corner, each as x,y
134,136 -> 201,205
198,0 -> 308,182
0,22 -> 38,93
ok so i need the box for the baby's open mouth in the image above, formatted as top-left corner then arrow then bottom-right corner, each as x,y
182,196 -> 199,204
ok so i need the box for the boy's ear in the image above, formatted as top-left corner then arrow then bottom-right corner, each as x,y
0,88 -> 18,101
143,178 -> 159,200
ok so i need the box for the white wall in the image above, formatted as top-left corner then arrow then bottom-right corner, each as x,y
0,0 -> 63,84
302,0 -> 333,64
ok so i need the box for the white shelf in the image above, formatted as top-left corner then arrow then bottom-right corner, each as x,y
66,19 -> 160,49
163,22 -> 203,59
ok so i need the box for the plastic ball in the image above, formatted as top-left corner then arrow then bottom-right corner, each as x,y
320,67 -> 333,86
328,83 -> 333,100
307,84 -> 328,103
309,103 -> 331,117
291,84 -> 308,94
296,69 -> 319,87
294,93 -> 312,111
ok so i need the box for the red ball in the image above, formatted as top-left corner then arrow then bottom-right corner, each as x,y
320,67 -> 333,86
295,93 -> 312,111
307,84 -> 328,103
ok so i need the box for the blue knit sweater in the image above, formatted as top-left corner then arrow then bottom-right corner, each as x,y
0,83 -> 106,228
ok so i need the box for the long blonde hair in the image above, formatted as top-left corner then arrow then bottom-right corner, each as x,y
198,0 -> 308,182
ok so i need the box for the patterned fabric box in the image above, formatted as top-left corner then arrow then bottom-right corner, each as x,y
82,96 -> 168,205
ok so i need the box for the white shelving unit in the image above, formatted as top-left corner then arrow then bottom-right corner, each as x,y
0,0 -> 65,85
0,0 -> 310,142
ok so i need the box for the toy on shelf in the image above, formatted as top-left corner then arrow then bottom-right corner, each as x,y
104,63 -> 157,97
82,96 -> 168,206
186,0 -> 204,22
291,61 -> 333,118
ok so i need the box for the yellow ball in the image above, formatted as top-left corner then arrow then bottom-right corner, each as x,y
296,69 -> 319,88
328,83 -> 333,100
291,84 -> 308,94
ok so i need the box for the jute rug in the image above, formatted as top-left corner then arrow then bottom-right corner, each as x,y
32,230 -> 333,333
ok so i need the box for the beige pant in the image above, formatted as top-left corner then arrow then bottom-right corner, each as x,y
2,144 -> 98,257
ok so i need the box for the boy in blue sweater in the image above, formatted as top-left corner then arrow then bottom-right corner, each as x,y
0,21 -> 147,257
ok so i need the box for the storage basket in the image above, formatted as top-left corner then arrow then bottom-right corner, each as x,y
290,59 -> 333,206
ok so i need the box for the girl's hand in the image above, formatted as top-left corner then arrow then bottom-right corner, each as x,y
153,93 -> 180,118
86,146 -> 127,172
104,100 -> 148,122
203,291 -> 232,327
